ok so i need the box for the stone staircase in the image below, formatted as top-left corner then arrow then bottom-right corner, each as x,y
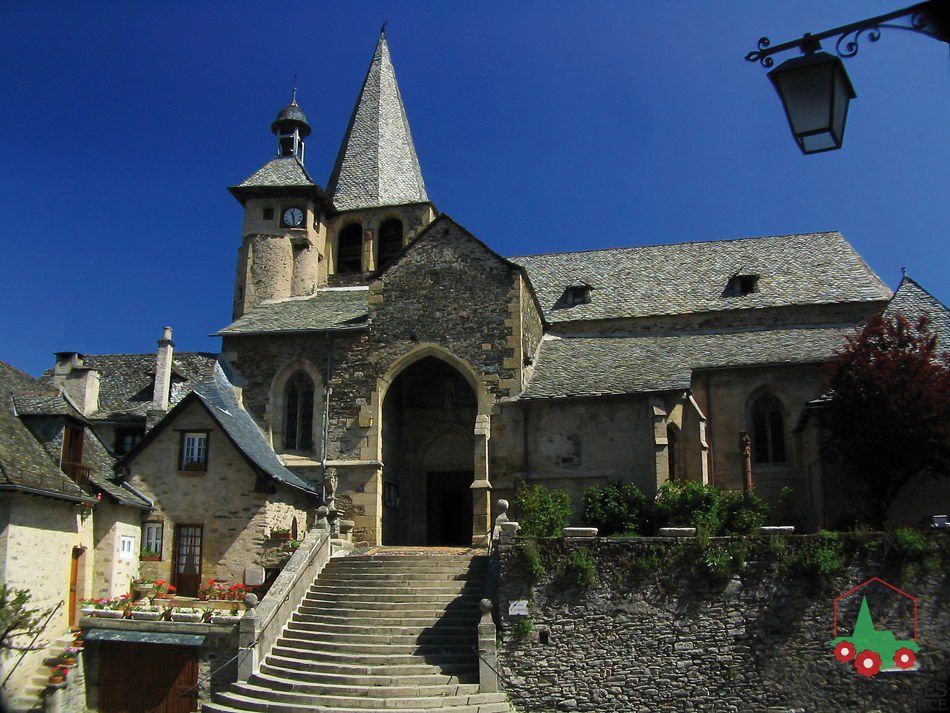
205,548 -> 511,713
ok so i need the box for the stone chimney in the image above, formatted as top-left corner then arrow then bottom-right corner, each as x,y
52,351 -> 84,387
147,327 -> 174,428
64,367 -> 100,417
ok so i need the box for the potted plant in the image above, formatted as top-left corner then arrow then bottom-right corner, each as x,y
94,596 -> 129,618
270,527 -> 291,540
58,648 -> 80,666
130,604 -> 165,621
170,606 -> 204,623
139,547 -> 161,562
132,577 -> 156,598
48,665 -> 68,685
80,599 -> 97,617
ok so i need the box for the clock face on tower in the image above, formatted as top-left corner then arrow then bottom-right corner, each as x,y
282,207 -> 304,227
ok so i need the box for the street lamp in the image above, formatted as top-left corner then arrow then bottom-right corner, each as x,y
746,1 -> 949,154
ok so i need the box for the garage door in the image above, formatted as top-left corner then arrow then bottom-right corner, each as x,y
99,642 -> 199,713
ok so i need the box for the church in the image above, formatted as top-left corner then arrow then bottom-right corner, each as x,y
2,27 -> 948,712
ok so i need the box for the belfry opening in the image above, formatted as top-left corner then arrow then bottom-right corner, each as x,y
381,356 -> 477,546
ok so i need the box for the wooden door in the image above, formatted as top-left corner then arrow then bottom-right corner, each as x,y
172,525 -> 202,598
100,643 -> 198,712
61,423 -> 84,468
68,547 -> 82,626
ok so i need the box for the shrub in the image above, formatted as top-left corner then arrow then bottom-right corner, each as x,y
799,531 -> 844,576
512,618 -> 533,639
702,544 -> 734,581
655,481 -> 720,531
513,482 -> 571,538
719,490 -> 770,535
582,481 -> 647,536
888,528 -> 928,560
563,548 -> 598,589
628,547 -> 664,580
516,541 -> 545,583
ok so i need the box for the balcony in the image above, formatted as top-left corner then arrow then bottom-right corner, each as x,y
62,462 -> 91,489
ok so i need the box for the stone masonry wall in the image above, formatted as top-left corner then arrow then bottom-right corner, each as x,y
497,535 -> 950,712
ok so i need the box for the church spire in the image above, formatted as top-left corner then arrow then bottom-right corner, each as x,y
327,30 -> 428,211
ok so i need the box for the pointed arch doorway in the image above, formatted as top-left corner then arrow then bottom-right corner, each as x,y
381,356 -> 477,545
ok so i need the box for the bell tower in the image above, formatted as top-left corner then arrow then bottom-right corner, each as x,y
228,91 -> 329,319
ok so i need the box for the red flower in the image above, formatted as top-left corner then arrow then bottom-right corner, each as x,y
893,647 -> 916,669
833,641 -> 855,662
853,650 -> 881,678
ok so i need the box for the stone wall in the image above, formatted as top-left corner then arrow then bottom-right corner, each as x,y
126,399 -> 312,587
496,535 -> 950,712
91,499 -> 141,598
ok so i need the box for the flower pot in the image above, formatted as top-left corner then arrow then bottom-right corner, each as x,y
210,614 -> 242,625
80,606 -> 95,616
131,610 -> 164,621
170,611 -> 204,623
94,609 -> 125,619
49,675 -> 64,685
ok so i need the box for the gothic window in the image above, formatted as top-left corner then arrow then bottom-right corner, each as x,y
751,393 -> 786,464
667,425 -> 678,480
377,218 -> 404,269
284,372 -> 315,451
337,223 -> 363,273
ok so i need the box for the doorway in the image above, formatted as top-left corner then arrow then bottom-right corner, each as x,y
172,525 -> 202,598
68,547 -> 84,626
99,643 -> 198,712
381,357 -> 477,545
426,472 -> 474,545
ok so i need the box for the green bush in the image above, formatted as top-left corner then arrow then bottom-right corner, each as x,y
512,618 -> 533,639
702,544 -> 735,581
799,531 -> 844,576
888,528 -> 928,560
513,482 -> 571,538
582,481 -> 647,536
563,548 -> 598,589
655,481 -> 720,531
719,490 -> 770,535
628,547 -> 664,580
516,541 -> 545,583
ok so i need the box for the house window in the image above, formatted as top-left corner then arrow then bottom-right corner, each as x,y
284,372 -> 315,451
118,535 -> 136,560
667,425 -> 678,480
559,282 -> 592,307
377,218 -> 404,269
262,207 -> 274,220
337,223 -> 363,273
179,432 -> 209,471
728,274 -> 760,296
143,522 -> 163,559
751,394 -> 786,464
114,427 -> 145,456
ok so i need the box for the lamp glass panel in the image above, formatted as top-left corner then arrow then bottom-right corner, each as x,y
831,67 -> 851,144
775,61 -> 834,136
801,132 -> 837,153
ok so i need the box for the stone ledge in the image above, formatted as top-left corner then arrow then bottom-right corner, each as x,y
658,527 -> 697,537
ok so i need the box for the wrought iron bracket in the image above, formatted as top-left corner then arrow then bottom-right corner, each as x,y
745,1 -> 949,68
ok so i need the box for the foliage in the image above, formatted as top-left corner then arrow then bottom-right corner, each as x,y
582,481 -> 648,536
702,544 -> 735,581
825,314 -> 950,527
0,585 -> 50,651
516,541 -> 545,584
628,547 -> 665,580
562,547 -> 598,589
654,481 -> 720,531
887,528 -> 928,560
512,618 -> 533,639
774,486 -> 798,527
718,490 -> 770,535
513,482 -> 571,538
795,531 -> 844,576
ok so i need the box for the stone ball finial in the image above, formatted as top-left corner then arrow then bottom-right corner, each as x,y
479,598 -> 493,615
243,593 -> 259,609
497,499 -> 509,514
317,506 -> 329,519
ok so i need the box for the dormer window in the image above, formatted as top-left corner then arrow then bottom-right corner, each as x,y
559,282 -> 592,308
728,274 -> 759,296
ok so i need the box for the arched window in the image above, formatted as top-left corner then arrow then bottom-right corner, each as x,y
291,516 -> 299,540
337,223 -> 363,273
751,393 -> 786,464
377,218 -> 404,269
284,372 -> 315,451
667,425 -> 678,480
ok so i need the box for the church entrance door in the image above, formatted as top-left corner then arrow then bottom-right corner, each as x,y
381,357 -> 477,546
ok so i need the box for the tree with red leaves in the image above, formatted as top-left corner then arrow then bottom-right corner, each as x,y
826,314 -> 950,528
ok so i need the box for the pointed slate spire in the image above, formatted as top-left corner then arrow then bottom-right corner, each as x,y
327,30 -> 428,211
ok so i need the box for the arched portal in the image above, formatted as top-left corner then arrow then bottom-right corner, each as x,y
381,356 -> 477,545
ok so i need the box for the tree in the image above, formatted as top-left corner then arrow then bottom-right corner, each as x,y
0,584 -> 50,652
826,314 -> 950,528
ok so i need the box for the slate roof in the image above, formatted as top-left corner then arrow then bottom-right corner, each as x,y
884,276 -> 950,343
217,288 -> 369,336
521,325 -> 858,400
326,32 -> 429,211
40,352 -> 218,423
234,156 -> 316,190
0,362 -> 89,502
510,232 -> 891,323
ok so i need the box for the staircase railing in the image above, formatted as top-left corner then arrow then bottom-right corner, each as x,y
238,515 -> 332,680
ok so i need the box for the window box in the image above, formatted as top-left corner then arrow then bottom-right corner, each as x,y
80,606 -> 96,617
170,608 -> 205,623
140,554 -> 161,562
93,609 -> 125,619
131,608 -> 165,621
210,614 -> 242,625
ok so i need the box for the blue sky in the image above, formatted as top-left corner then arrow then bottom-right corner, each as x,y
1,1 -> 947,376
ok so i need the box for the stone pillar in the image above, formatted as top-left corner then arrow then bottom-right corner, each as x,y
477,598 -> 499,692
740,431 -> 753,501
237,593 -> 260,681
471,413 -> 492,547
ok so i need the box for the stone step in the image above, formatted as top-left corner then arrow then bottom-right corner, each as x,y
309,581 -> 482,594
297,597 -> 480,613
268,644 -> 475,667
293,610 -> 477,626
214,685 -> 508,711
286,620 -> 475,637
304,590 -> 482,604
258,661 -> 477,686
319,571 -> 484,582
247,671 -> 482,699
204,700 -> 511,713
263,654 -> 475,678
278,631 -> 475,651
